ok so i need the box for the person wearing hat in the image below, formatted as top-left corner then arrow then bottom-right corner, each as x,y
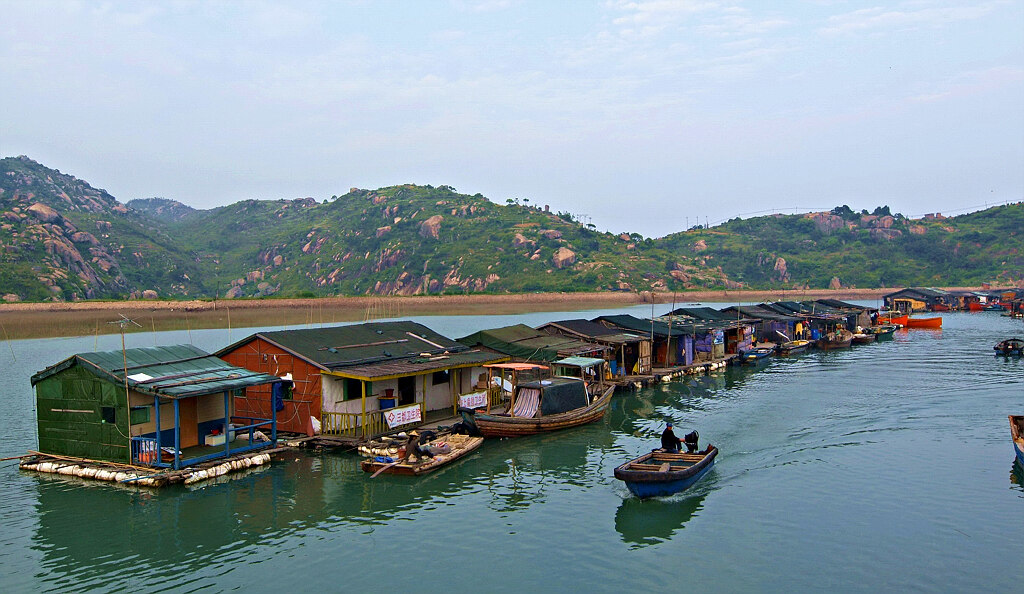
661,422 -> 682,453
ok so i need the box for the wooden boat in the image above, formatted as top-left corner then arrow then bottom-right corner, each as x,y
877,314 -> 908,326
906,316 -> 942,329
462,381 -> 615,437
994,338 -> 1024,356
776,339 -> 813,355
865,324 -> 898,340
360,433 -> 484,476
851,332 -> 876,345
740,346 -> 774,363
817,329 -> 853,350
460,356 -> 615,438
1010,416 -> 1024,466
614,446 -> 718,498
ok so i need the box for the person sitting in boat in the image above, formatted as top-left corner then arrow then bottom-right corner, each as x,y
661,422 -> 682,453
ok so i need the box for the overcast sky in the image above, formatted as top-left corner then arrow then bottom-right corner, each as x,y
2,1 -> 1022,237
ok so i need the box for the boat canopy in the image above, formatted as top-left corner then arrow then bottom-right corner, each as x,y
553,356 -> 605,369
484,362 -> 548,371
519,377 -> 589,416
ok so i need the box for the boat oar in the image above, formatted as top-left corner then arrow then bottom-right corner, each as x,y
370,458 -> 403,478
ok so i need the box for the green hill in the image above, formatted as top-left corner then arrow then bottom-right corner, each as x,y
1,155 -> 1020,302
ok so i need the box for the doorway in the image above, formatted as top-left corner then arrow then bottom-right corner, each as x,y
397,375 -> 416,406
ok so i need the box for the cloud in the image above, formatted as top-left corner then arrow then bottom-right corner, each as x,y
819,1 -> 1003,35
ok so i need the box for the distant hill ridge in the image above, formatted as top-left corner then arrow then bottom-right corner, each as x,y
1,155 -> 1021,302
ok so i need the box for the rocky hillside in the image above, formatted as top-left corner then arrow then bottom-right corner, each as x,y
0,156 -> 205,301
1,155 -> 1020,302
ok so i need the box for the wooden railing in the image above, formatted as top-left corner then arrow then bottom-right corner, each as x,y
321,403 -> 426,438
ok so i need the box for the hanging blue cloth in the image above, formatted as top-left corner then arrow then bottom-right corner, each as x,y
272,381 -> 292,412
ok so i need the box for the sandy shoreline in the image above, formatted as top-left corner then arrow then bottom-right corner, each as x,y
0,287 -> 976,341
0,287 -> 907,313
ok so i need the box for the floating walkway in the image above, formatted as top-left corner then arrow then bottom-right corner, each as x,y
18,449 -> 282,488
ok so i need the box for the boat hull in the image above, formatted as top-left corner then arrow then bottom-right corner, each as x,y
906,317 -> 942,329
777,340 -> 812,355
1011,416 -> 1024,466
994,339 -> 1024,356
877,314 -> 909,326
614,447 -> 718,498
469,385 -> 615,438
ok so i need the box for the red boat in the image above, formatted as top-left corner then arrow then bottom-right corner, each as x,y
877,314 -> 908,326
906,316 -> 942,329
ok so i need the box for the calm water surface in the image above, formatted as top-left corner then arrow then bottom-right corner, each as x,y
1,306 -> 1021,592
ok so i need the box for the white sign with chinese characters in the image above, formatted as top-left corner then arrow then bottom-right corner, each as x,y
383,404 -> 422,429
458,391 -> 488,409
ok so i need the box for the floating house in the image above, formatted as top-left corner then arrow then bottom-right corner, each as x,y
30,345 -> 283,471
882,288 -> 953,312
458,323 -> 609,363
719,305 -> 803,343
218,321 -> 509,439
536,319 -> 651,377
665,307 -> 757,356
591,315 -> 688,367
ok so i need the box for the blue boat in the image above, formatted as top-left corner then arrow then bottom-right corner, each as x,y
1011,416 -> 1024,466
740,346 -> 774,364
994,338 -> 1024,356
614,446 -> 718,498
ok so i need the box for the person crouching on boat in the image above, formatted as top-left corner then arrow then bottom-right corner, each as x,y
661,422 -> 682,453
684,430 -> 700,454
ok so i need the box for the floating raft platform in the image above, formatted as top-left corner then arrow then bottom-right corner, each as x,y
18,448 -> 284,488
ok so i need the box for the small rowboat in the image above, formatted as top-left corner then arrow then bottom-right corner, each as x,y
614,446 -> 718,498
906,316 -> 942,329
865,324 -> 898,340
776,339 -> 813,355
851,332 -> 876,345
1010,416 -> 1024,466
994,338 -> 1024,356
360,433 -> 484,476
741,346 -> 774,363
817,329 -> 853,350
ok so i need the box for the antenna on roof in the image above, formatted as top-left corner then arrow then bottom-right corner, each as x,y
107,314 -> 142,446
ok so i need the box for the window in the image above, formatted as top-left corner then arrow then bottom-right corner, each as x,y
344,378 -> 364,401
130,406 -> 150,425
432,370 -> 450,385
101,406 -> 116,424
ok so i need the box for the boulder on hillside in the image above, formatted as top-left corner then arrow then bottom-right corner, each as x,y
2,293 -> 20,302
806,212 -> 845,234
773,257 -> 790,282
142,290 -> 158,299
693,239 -> 707,252
419,215 -> 444,239
552,247 -> 576,269
870,228 -> 902,241
28,202 -> 61,223
513,233 -> 535,248
829,276 -> 842,289
376,226 -> 391,238
225,286 -> 244,298
540,229 -> 562,240
909,225 -> 926,236
70,231 -> 100,245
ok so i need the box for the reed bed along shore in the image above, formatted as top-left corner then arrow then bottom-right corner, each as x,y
0,288 -> 903,340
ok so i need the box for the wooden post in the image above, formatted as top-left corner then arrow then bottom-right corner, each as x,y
223,390 -> 231,457
154,394 -> 161,463
173,399 -> 181,470
360,380 -> 367,437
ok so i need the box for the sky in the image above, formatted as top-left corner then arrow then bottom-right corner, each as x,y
2,1 -> 1022,238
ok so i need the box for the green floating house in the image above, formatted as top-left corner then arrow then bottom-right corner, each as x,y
31,344 -> 283,470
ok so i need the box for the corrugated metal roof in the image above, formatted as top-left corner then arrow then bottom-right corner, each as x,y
537,319 -> 645,344
720,305 -> 801,322
220,320 -> 472,371
32,344 -> 281,398
326,349 -> 507,380
458,324 -> 608,362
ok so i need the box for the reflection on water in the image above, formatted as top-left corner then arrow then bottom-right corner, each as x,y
1012,460 -> 1024,493
615,492 -> 708,549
